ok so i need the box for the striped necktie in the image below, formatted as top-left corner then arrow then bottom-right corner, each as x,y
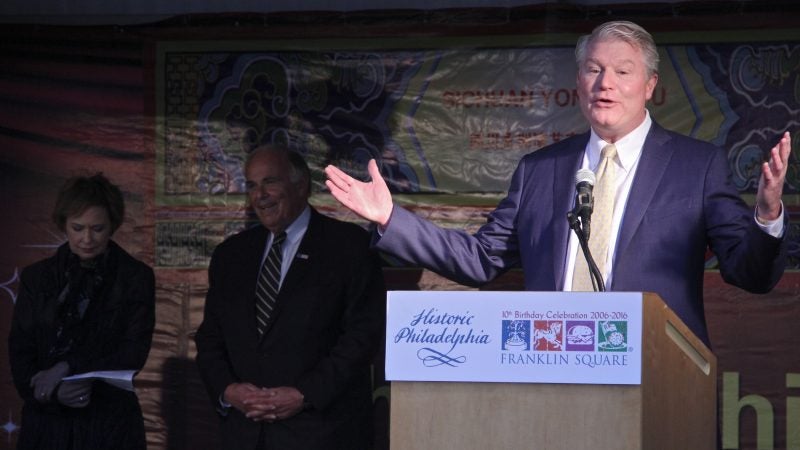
572,143 -> 617,291
255,232 -> 286,336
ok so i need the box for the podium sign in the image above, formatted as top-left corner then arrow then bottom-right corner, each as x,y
387,292 -> 717,450
386,291 -> 643,384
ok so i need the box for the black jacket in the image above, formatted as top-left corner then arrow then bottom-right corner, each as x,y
195,208 -> 386,450
8,241 -> 155,450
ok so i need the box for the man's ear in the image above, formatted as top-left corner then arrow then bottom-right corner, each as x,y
645,72 -> 659,101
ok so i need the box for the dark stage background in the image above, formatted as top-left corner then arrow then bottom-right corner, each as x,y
0,2 -> 799,449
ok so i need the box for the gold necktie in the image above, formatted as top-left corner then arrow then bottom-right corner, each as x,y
572,144 -> 617,291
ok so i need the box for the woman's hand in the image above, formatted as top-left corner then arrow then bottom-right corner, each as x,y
57,379 -> 93,408
30,361 -> 70,403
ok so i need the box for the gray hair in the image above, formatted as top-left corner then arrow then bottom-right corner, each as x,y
575,21 -> 659,77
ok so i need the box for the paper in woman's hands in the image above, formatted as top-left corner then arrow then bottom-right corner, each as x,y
62,370 -> 136,392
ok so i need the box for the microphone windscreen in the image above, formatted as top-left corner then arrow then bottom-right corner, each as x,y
575,168 -> 596,186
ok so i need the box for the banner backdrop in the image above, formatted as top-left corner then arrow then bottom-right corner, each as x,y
157,39 -> 800,199
154,37 -> 800,268
0,20 -> 799,450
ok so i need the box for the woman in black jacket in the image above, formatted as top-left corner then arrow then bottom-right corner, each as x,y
8,174 -> 155,450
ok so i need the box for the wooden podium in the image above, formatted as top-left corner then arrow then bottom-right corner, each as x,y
389,293 -> 717,450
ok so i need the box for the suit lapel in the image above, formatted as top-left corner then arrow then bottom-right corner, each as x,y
278,210 -> 320,299
553,134 -> 589,290
614,123 -> 674,276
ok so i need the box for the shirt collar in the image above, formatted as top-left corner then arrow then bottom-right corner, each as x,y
587,110 -> 652,172
271,205 -> 311,246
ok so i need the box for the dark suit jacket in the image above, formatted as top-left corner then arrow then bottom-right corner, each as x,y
377,121 -> 786,346
9,241 -> 154,449
195,208 -> 386,450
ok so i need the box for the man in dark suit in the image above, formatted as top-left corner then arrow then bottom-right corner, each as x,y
195,145 -> 386,449
324,20 -> 792,347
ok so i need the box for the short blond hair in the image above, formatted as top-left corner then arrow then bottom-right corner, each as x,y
575,20 -> 660,77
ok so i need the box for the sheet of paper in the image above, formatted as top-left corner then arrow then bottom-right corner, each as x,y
62,370 -> 136,392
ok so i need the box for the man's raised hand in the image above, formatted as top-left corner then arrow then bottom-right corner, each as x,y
325,159 -> 394,227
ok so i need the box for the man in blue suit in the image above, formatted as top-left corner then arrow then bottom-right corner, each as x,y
324,21 -> 792,347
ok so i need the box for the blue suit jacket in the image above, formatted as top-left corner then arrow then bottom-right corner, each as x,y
377,122 -> 786,345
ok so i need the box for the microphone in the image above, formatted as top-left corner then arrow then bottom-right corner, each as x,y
566,168 -> 604,291
574,169 -> 595,239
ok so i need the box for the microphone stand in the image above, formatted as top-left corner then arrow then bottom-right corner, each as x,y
567,209 -> 605,292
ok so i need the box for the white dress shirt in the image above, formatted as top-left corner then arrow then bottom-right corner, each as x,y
563,111 -> 784,291
260,206 -> 310,289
